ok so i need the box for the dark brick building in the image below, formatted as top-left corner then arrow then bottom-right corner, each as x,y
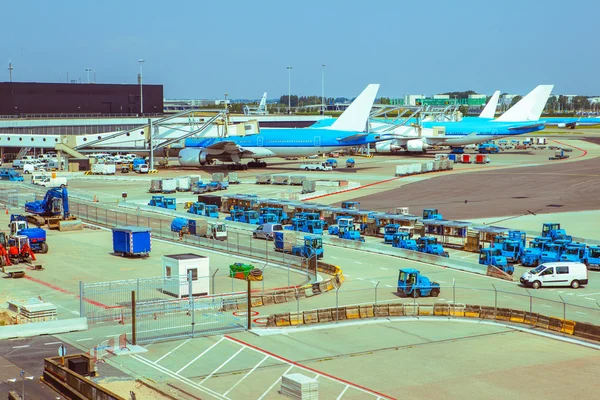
0,82 -> 163,116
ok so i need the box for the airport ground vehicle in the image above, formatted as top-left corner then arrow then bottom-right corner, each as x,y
585,245 -> 600,270
345,158 -> 355,168
171,218 -> 227,240
148,196 -> 176,210
416,237 -> 449,257
479,248 -> 513,275
253,223 -> 284,240
24,187 -> 81,230
0,168 -> 24,181
0,233 -> 36,265
337,223 -> 365,241
327,217 -> 354,236
397,268 -> 440,298
521,237 -> 553,266
520,262 -> 588,289
9,215 -> 48,253
39,176 -> 68,188
391,231 -> 417,251
560,242 -> 587,263
478,143 -> 500,154
549,149 -> 569,160
341,201 -> 360,210
274,232 -> 323,259
422,208 -> 443,220
188,202 -> 205,215
299,162 -> 332,171
541,222 -> 571,241
325,158 -> 338,168
384,224 -> 401,243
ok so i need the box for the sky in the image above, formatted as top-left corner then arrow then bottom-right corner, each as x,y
1,0 -> 597,100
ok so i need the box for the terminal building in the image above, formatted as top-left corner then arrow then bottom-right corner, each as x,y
0,82 -> 163,116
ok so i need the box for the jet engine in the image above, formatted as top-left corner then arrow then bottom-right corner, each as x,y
178,148 -> 212,167
375,140 -> 402,154
406,139 -> 429,153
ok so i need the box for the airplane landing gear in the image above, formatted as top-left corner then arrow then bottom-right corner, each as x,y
227,163 -> 248,170
247,161 -> 267,168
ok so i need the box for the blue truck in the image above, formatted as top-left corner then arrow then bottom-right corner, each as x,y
559,242 -> 587,263
541,222 -> 572,241
585,245 -> 600,270
9,214 -> 49,253
384,224 -> 401,244
397,269 -> 440,298
520,237 -> 552,266
478,143 -> 500,154
422,208 -> 443,220
204,205 -> 219,218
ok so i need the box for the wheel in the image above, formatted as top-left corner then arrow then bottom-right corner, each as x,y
227,164 -> 233,170
317,168 -> 322,171
507,270 -> 513,275
414,289 -> 421,298
430,288 -> 440,297
243,165 -> 248,170
261,161 -> 267,167
266,234 -> 273,241
532,280 -> 541,289
305,167 -> 309,171
252,232 -> 257,238
571,280 -> 580,289
39,242 -> 49,254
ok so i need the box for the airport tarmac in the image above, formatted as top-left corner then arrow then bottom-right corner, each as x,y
1,133 -> 599,399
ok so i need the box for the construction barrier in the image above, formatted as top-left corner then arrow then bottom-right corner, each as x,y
486,266 -> 514,281
265,302 -> 600,344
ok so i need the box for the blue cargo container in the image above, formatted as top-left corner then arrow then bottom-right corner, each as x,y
112,226 -> 151,257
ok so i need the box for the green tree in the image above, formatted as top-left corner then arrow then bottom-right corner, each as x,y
509,95 -> 523,108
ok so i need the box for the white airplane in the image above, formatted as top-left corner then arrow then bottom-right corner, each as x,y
243,92 -> 268,115
374,86 -> 552,153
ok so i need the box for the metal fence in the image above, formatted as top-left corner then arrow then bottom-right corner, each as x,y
80,273 -> 248,343
271,282 -> 600,326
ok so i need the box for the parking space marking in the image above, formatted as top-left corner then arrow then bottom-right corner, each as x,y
578,292 -> 600,297
133,354 -> 228,400
223,355 -> 269,397
199,347 -> 245,385
337,385 -> 350,400
76,338 -> 94,342
12,345 -> 29,349
176,337 -> 224,374
385,285 -> 394,288
380,267 -> 388,271
257,365 -> 294,400
585,297 -> 597,301
224,335 -> 394,399
155,339 -> 191,365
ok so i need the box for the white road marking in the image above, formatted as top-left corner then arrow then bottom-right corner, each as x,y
199,347 -> 245,385
12,345 -> 29,349
344,274 -> 351,277
356,278 -> 364,281
176,337 -> 224,374
337,385 -> 350,400
355,261 -> 362,264
76,338 -> 94,342
370,280 -> 379,285
585,297 -> 597,301
578,292 -> 600,297
223,355 -> 269,397
330,256 -> 338,259
155,339 -> 191,364
437,280 -> 447,284
385,285 -> 394,288
380,267 -> 388,271
257,365 -> 294,400
576,312 -> 587,315
539,305 -> 552,308
44,342 -> 63,345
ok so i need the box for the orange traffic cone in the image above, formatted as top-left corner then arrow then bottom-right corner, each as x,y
5,208 -> 8,215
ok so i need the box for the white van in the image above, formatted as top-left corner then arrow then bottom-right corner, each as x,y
253,223 -> 284,240
31,172 -> 50,185
22,163 -> 45,174
520,262 -> 588,289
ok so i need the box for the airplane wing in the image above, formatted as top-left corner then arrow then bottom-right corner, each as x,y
204,141 -> 241,151
507,123 -> 545,131
336,133 -> 369,142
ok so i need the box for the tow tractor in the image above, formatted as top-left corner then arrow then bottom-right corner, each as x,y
479,248 -> 514,275
391,231 -> 418,251
397,269 -> 440,298
416,237 -> 449,257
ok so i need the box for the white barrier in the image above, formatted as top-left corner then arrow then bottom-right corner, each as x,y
0,318 -> 88,340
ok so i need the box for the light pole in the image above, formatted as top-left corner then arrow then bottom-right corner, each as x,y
85,68 -> 91,84
321,64 -> 326,115
138,59 -> 145,114
286,66 -> 292,114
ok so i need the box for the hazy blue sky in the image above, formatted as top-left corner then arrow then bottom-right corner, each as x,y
1,0 -> 596,99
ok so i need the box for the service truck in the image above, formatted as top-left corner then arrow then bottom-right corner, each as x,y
299,162 -> 332,171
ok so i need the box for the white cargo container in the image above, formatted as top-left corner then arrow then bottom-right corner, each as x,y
92,163 -> 116,175
395,165 -> 408,176
162,254 -> 210,298
162,179 -> 177,193
177,177 -> 191,192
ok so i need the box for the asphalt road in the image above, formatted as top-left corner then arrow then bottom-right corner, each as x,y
0,336 -> 125,400
346,156 -> 600,220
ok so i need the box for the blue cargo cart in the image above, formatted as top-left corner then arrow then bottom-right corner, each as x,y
112,226 -> 152,257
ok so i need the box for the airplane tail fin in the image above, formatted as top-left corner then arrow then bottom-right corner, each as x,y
329,84 -> 380,132
479,90 -> 500,119
259,92 -> 267,111
495,85 -> 554,122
